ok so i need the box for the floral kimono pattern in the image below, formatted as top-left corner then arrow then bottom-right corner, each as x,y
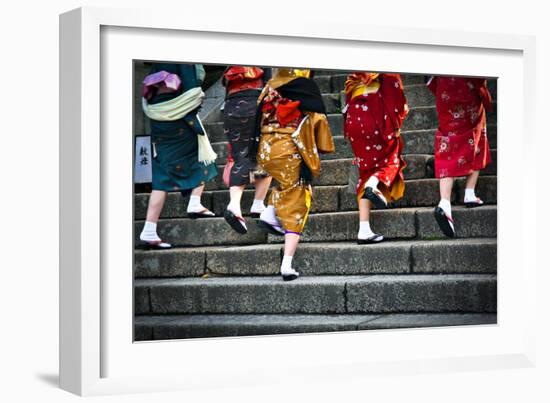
257,84 -> 334,234
343,73 -> 409,202
427,76 -> 492,178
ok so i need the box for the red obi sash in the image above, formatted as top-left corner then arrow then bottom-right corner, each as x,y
223,66 -> 264,95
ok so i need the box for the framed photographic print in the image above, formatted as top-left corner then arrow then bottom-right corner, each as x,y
59,6 -> 537,396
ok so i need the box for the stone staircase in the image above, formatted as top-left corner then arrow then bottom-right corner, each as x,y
134,71 -> 497,341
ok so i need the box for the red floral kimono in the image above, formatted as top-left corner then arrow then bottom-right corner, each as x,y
343,73 -> 408,202
427,76 -> 492,178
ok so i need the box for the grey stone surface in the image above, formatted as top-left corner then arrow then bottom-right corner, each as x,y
136,273 -> 496,315
206,244 -> 281,276
204,121 -> 225,143
134,238 -> 497,278
140,276 -> 352,314
411,238 -> 497,274
322,93 -> 342,114
134,248 -> 206,278
346,274 -> 497,313
135,216 -> 267,247
402,106 -> 438,131
267,209 -> 417,243
416,205 -> 497,239
403,154 -> 430,179
134,62 -> 150,135
294,242 -> 410,275
404,84 -> 436,107
357,313 -> 497,330
313,75 -> 331,93
134,312 -> 496,340
135,314 -> 379,340
401,74 -> 426,86
134,287 -> 150,315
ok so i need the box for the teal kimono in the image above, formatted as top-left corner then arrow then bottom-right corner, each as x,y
147,63 -> 217,194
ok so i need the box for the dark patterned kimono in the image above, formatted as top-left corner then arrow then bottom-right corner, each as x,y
222,66 -> 268,187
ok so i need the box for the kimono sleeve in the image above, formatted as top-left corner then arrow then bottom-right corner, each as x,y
382,74 -> 409,128
426,75 -> 437,95
477,79 -> 493,112
313,113 -> 335,154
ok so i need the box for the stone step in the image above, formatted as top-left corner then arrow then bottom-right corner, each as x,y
134,205 -> 496,247
204,105 -> 497,142
266,205 -> 496,244
134,238 -> 496,278
134,273 -> 497,315
211,124 -> 497,163
135,312 -> 497,340
135,176 -> 497,219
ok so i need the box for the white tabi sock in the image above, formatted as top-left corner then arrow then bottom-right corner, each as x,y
365,175 -> 380,189
438,198 -> 452,218
281,255 -> 299,277
464,188 -> 481,203
358,220 -> 376,239
140,221 -> 161,242
227,199 -> 242,218
260,205 -> 278,223
250,199 -> 266,215
187,195 -> 204,213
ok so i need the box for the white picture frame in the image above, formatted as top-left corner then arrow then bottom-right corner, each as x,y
59,6 -> 537,396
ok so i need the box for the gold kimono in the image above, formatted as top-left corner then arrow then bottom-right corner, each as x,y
257,74 -> 335,233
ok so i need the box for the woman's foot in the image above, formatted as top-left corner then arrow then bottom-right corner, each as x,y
138,240 -> 172,250
358,234 -> 384,245
363,186 -> 388,209
281,255 -> 299,281
224,208 -> 248,234
281,266 -> 300,281
464,189 -> 484,208
257,205 -> 285,236
434,201 -> 455,238
357,220 -> 384,244
187,195 -> 215,218
139,221 -> 172,249
250,199 -> 266,218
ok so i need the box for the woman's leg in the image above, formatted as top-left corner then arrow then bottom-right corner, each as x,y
435,177 -> 456,237
253,176 -> 272,200
228,185 -> 246,216
464,170 -> 483,205
250,176 -> 272,216
140,190 -> 171,246
464,170 -> 480,190
359,198 -> 371,222
358,196 -> 383,243
145,190 -> 167,223
191,184 -> 204,197
281,232 -> 301,280
187,184 -> 214,216
224,184 -> 248,233
439,177 -> 454,203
